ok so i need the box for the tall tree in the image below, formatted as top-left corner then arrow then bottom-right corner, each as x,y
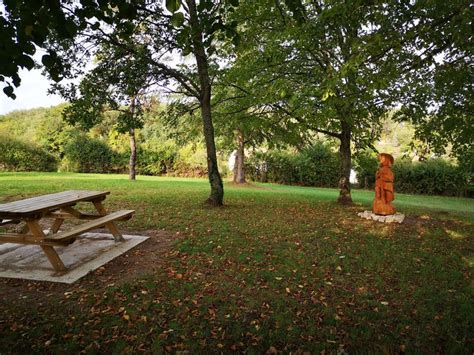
221,0 -> 471,203
55,43 -> 155,180
212,78 -> 306,184
3,0 -> 240,205
222,1 -> 399,203
393,0 -> 473,164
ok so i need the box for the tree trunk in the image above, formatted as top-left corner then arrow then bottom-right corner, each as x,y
200,94 -> 224,205
233,128 -> 246,183
129,128 -> 137,180
337,120 -> 353,204
187,0 -> 224,206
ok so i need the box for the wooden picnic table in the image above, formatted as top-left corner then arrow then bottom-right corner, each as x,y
0,190 -> 134,272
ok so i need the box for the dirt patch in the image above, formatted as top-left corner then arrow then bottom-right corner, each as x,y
0,229 -> 180,301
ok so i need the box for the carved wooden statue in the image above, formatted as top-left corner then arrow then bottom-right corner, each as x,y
373,153 -> 396,215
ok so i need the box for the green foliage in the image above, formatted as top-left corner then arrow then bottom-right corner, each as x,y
0,105 -> 69,144
0,105 -> 222,178
394,0 -> 472,161
0,136 -> 57,172
246,143 -> 340,187
353,151 -> 379,189
246,151 -> 294,185
136,143 -> 178,176
61,134 -> 122,173
355,154 -> 469,196
294,144 -> 340,187
393,159 -> 469,197
1,0 -> 145,97
170,144 -> 209,177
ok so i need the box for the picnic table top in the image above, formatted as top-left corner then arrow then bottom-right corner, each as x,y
0,190 -> 110,219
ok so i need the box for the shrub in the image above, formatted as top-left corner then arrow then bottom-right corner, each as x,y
168,144 -> 208,177
246,150 -> 294,184
246,144 -> 340,187
249,146 -> 469,196
61,134 -> 120,173
296,144 -> 340,187
393,159 -> 468,196
0,136 -> 58,172
136,145 -> 177,176
353,151 -> 379,189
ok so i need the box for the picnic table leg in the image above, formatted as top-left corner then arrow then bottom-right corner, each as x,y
27,220 -> 67,272
92,201 -> 125,242
49,218 -> 64,235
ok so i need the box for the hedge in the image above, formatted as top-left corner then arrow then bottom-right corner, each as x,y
0,136 -> 58,172
60,134 -> 123,173
353,153 -> 469,196
246,144 -> 340,187
393,159 -> 468,196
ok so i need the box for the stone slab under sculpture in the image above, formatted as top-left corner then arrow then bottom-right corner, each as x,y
373,153 -> 396,215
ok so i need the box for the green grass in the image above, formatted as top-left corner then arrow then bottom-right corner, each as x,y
0,172 -> 473,353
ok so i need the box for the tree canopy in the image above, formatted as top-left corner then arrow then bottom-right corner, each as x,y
1,0 -> 471,204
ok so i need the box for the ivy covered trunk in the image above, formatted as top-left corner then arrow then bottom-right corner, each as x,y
187,0 -> 224,206
233,128 -> 246,184
337,121 -> 353,204
129,128 -> 137,181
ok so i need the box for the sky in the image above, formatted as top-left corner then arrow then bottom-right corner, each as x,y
0,67 -> 65,115
0,46 -> 184,116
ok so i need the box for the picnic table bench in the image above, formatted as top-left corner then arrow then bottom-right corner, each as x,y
0,190 -> 134,272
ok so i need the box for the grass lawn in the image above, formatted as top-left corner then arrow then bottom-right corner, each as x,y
0,172 -> 473,353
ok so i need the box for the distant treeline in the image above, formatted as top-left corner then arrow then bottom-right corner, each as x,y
0,105 -> 471,197
246,146 -> 472,197
0,105 -> 230,178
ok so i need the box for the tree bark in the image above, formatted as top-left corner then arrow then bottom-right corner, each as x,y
233,128 -> 246,183
129,128 -> 137,180
337,120 -> 353,204
186,0 -> 224,205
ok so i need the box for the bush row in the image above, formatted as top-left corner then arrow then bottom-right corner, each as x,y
1,135 -> 469,197
246,146 -> 469,197
0,137 -> 58,172
0,135 -> 224,177
353,152 -> 470,196
246,144 -> 340,187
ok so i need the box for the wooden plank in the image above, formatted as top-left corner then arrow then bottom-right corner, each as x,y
93,201 -> 125,242
0,190 -> 105,211
41,246 -> 67,272
46,210 -> 134,242
26,220 -> 67,272
45,211 -> 101,220
0,190 -> 108,212
60,206 -> 82,218
50,218 -> 64,234
0,190 -> 110,219
0,233 -> 70,246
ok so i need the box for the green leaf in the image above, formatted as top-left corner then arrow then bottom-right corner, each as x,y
176,27 -> 190,46
321,89 -> 335,101
166,0 -> 181,13
18,55 -> 35,70
170,12 -> 184,28
64,19 -> 77,37
24,25 -> 34,37
3,86 -> 16,99
41,54 -> 54,68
